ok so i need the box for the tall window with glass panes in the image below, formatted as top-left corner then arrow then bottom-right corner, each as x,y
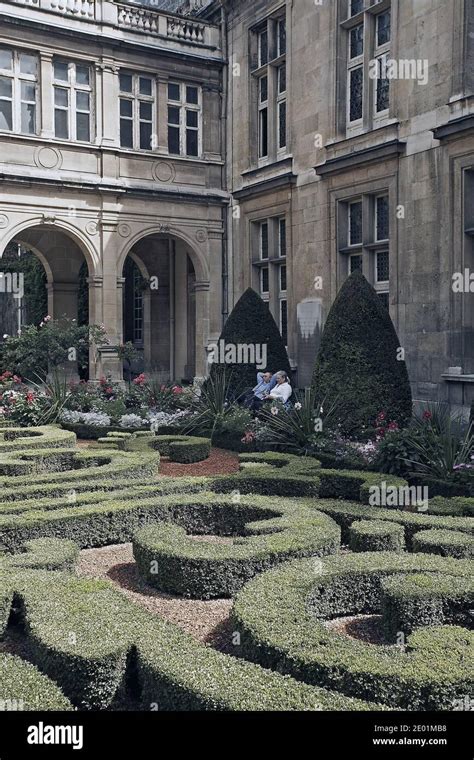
339,193 -> 390,308
341,0 -> 391,134
253,216 -> 288,345
0,48 -> 38,136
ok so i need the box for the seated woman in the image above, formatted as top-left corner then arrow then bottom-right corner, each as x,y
266,371 -> 292,407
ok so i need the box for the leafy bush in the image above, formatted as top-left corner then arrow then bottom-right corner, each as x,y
412,528 -> 474,559
0,654 -> 73,711
312,273 -> 412,437
349,519 -> 405,553
209,288 -> 291,396
233,551 -> 473,709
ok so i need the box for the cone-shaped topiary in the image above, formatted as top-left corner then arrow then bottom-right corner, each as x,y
210,288 -> 291,395
312,272 -> 412,436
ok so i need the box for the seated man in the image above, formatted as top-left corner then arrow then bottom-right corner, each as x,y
243,370 -> 274,412
266,370 -> 292,407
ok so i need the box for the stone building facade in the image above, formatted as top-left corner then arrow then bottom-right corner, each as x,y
0,0 -> 473,414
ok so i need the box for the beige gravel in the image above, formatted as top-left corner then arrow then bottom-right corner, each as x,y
76,543 -> 233,646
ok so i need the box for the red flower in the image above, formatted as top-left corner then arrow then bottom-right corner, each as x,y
105,387 -> 113,395
387,421 -> 399,431
172,385 -> 183,395
99,377 -> 107,386
26,392 -> 35,404
133,373 -> 146,386
422,410 -> 432,421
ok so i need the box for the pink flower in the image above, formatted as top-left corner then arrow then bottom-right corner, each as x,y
387,421 -> 399,431
422,410 -> 432,421
172,385 -> 183,395
133,373 -> 146,386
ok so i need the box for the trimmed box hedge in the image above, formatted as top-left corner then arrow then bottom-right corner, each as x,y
133,502 -> 340,598
412,529 -> 474,559
232,551 -> 473,710
151,435 -> 211,463
4,564 -> 381,712
0,425 -> 76,452
381,572 -> 473,640
349,520 -> 405,553
0,654 -> 73,711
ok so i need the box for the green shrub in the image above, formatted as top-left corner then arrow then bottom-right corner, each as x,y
427,496 -> 474,517
0,425 -> 76,452
5,566 -> 379,711
349,520 -> 405,553
209,287 -> 291,395
381,573 -> 473,640
168,438 -> 211,463
232,551 -> 473,709
312,273 -> 412,436
133,503 -> 340,598
412,529 -> 474,559
0,654 -> 73,711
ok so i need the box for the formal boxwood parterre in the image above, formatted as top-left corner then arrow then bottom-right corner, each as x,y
412,529 -> 474,559
0,561 -> 382,712
232,551 -> 473,709
0,425 -> 76,452
349,520 -> 405,553
132,500 -> 340,598
380,572 -> 473,640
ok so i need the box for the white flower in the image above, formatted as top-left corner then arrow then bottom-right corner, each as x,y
271,406 -> 279,416
119,414 -> 144,429
294,402 -> 302,410
2,334 -> 8,339
320,406 -> 324,414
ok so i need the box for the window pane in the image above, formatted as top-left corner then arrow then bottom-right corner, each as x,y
351,0 -> 363,15
19,53 -> 37,76
140,101 -> 152,121
120,99 -> 132,117
279,219 -> 286,256
120,119 -> 133,148
377,292 -> 389,310
278,20 -> 286,56
350,24 -> 364,58
376,250 -> 389,282
0,50 -> 12,70
186,86 -> 198,104
349,67 -> 363,121
259,29 -> 268,66
376,58 -> 390,112
21,82 -> 36,102
280,264 -> 287,291
139,77 -> 152,96
77,91 -> 90,111
168,125 -> 180,154
140,121 -> 152,150
168,106 -> 180,125
260,75 -> 268,102
278,64 -> 286,94
376,196 -> 389,240
377,10 -> 391,46
0,77 -> 12,98
279,101 -> 286,149
261,222 -> 268,259
55,109 -> 68,139
261,266 -> 269,293
259,107 -> 268,157
76,65 -> 90,86
54,88 -> 68,107
186,110 -> 198,128
349,254 -> 363,274
349,201 -> 363,245
168,83 -> 180,101
21,102 -> 35,134
0,100 -> 12,130
54,61 -> 69,81
119,73 -> 133,93
76,111 -> 90,141
186,129 -> 198,157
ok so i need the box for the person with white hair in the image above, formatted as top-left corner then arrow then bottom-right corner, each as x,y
266,371 -> 292,405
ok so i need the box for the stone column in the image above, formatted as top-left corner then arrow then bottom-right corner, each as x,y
87,275 -> 103,380
39,52 -> 54,139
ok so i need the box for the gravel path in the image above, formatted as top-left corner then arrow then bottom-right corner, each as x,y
159,447 -> 240,477
324,614 -> 401,647
76,543 -> 233,646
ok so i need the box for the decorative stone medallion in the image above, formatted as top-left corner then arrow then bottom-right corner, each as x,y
85,221 -> 99,236
34,146 -> 63,170
117,223 -> 131,238
195,228 -> 207,244
152,161 -> 176,183
0,213 -> 9,229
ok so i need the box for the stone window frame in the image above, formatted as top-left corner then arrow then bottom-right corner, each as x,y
250,213 -> 288,338
337,187 -> 392,308
167,81 -> 202,158
249,6 -> 288,168
119,69 -> 155,152
53,58 -> 93,143
337,0 -> 393,138
0,47 -> 39,137
450,155 -> 474,371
